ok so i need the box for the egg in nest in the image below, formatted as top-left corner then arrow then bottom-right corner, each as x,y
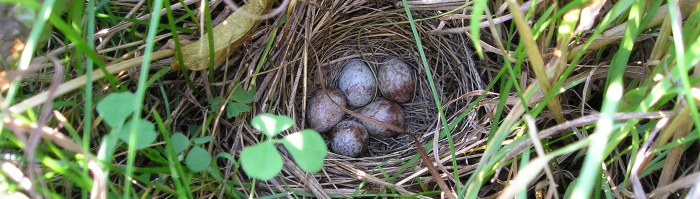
338,59 -> 377,107
328,120 -> 369,157
358,100 -> 404,138
377,58 -> 415,103
306,88 -> 347,133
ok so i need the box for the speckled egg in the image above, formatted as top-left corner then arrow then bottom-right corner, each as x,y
377,58 -> 415,103
338,59 -> 377,107
328,120 -> 369,157
358,100 -> 404,138
306,88 -> 347,133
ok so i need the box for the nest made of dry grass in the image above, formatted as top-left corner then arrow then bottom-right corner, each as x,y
218,0 -> 489,196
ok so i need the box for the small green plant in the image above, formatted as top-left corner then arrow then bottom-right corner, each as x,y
96,92 -> 157,150
169,132 -> 215,173
95,91 -> 159,191
211,84 -> 255,118
170,132 -> 191,155
240,113 -> 327,180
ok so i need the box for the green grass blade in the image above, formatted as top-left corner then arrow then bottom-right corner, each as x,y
163,0 -> 198,94
83,0 -> 96,197
469,0 -> 487,58
572,0 -> 643,197
125,0 -> 165,197
203,2 -> 216,82
506,0 -> 566,123
151,110 -> 193,199
400,0 -> 460,192
517,149 -> 530,199
252,14 -> 285,87
666,0 -> 700,139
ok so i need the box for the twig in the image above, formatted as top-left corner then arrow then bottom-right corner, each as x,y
411,134 -> 456,199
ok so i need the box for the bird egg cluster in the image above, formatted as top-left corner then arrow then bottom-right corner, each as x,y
306,58 -> 415,157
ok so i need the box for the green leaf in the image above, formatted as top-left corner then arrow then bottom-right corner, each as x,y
231,85 -> 256,103
226,102 -> 251,118
118,118 -> 157,150
188,124 -> 201,135
240,141 -> 283,180
185,146 -> 212,173
171,132 -> 190,154
96,92 -> 136,127
281,129 -> 327,173
251,113 -> 294,137
193,136 -> 214,144
210,96 -> 224,113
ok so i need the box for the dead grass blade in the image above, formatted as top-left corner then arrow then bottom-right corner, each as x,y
9,49 -> 174,114
505,0 -> 566,124
568,0 -> 697,59
648,172 -> 700,198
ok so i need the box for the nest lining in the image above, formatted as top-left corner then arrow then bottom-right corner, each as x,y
303,8 -> 482,161
231,0 -> 487,193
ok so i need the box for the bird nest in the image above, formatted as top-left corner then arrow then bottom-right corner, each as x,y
230,0 -> 486,196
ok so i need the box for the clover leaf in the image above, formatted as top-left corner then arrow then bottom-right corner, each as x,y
281,129 -> 327,173
251,113 -> 294,137
240,141 -> 282,180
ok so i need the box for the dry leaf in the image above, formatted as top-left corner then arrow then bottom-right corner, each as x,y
173,0 -> 272,70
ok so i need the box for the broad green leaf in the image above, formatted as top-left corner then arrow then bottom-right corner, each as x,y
185,146 -> 212,173
226,102 -> 251,118
210,96 -> 224,113
118,118 -> 157,150
193,136 -> 214,144
251,113 -> 294,137
281,129 -> 327,173
171,132 -> 190,154
231,85 -> 256,104
240,141 -> 282,180
97,92 -> 136,127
